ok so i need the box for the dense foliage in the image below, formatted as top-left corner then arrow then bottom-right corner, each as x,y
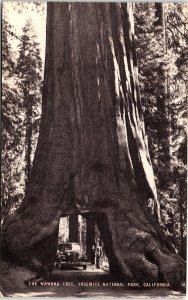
2,15 -> 24,218
16,20 -> 42,189
134,3 -> 187,258
1,15 -> 42,219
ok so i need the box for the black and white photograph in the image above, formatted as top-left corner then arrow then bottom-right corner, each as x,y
1,1 -> 187,297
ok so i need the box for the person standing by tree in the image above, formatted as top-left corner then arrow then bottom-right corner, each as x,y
95,242 -> 102,269
91,244 -> 96,270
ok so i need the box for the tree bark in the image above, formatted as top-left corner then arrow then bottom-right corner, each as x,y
69,215 -> 78,242
86,215 -> 95,261
25,94 -> 32,190
2,3 -> 185,287
179,179 -> 186,259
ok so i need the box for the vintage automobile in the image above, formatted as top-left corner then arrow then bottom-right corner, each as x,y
56,242 -> 89,270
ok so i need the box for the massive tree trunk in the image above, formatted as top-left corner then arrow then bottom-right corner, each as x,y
2,3 -> 185,287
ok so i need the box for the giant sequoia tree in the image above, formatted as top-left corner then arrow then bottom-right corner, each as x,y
2,3 -> 185,287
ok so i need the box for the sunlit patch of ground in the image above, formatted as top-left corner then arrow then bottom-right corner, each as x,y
8,287 -> 185,298
10,291 -> 56,297
73,289 -> 185,298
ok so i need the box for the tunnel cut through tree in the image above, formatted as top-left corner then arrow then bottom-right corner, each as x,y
2,2 -> 185,287
57,213 -> 109,267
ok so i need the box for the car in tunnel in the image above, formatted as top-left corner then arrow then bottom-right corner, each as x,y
55,242 -> 89,270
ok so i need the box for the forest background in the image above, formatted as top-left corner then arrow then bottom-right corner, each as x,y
2,2 -> 187,260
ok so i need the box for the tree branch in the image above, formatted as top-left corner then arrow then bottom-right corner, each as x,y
167,20 -> 188,39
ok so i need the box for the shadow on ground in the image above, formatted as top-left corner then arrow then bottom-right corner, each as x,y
4,267 -> 185,298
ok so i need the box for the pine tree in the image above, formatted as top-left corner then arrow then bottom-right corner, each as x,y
2,14 -> 24,219
16,19 -> 42,189
134,3 -> 187,256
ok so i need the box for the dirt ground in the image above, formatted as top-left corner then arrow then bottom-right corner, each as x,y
0,262 -> 186,298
